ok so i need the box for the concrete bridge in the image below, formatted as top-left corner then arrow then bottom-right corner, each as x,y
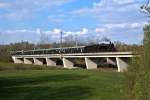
12,52 -> 134,72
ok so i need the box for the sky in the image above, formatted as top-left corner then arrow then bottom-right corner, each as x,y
0,0 -> 149,44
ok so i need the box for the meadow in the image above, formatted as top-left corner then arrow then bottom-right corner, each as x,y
0,62 -> 124,100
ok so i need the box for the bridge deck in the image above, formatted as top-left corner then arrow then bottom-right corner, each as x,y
14,52 -> 134,58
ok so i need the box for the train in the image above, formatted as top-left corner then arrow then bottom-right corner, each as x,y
11,41 -> 116,55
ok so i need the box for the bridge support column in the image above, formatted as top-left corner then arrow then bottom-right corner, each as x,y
12,56 -> 23,64
85,57 -> 97,69
116,57 -> 129,72
107,57 -> 116,65
24,58 -> 33,64
34,58 -> 44,65
46,58 -> 56,66
63,58 -> 74,68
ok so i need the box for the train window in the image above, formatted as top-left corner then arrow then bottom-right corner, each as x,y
16,52 -> 22,55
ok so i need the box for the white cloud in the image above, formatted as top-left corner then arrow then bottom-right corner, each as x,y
79,28 -> 88,34
4,29 -> 34,35
111,0 -> 135,5
53,28 -> 62,34
130,23 -> 141,28
95,28 -> 105,33
94,22 -> 148,36
37,28 -> 89,38
64,28 -> 88,37
44,28 -> 61,35
0,2 -> 11,8
105,23 -> 127,29
104,22 -> 148,29
36,28 -> 41,35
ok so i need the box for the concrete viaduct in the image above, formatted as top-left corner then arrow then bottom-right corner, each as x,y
12,52 -> 133,72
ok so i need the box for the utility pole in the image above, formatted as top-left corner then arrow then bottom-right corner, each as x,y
60,31 -> 63,50
60,31 -> 63,58
75,34 -> 78,47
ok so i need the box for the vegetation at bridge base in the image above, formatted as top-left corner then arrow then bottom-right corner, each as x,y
0,62 -> 64,71
122,2 -> 150,99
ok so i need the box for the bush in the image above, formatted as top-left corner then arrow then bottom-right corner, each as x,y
123,25 -> 150,100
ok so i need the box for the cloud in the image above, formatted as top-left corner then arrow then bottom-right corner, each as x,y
104,22 -> 148,29
44,28 -> 61,36
4,29 -> 35,35
0,0 -> 73,21
43,28 -> 88,37
0,2 -> 11,8
0,27 -> 89,43
95,28 -> 106,33
64,28 -> 88,37
95,21 -> 148,34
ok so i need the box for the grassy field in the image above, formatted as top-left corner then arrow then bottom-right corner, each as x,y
0,63 -> 124,100
0,62 -> 62,71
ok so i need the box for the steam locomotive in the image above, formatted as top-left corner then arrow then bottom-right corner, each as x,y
11,41 -> 116,55
83,42 -> 116,53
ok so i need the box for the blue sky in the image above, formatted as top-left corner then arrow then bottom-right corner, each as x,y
0,0 -> 148,44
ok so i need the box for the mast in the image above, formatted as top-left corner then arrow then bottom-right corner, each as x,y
60,31 -> 63,58
75,34 -> 78,47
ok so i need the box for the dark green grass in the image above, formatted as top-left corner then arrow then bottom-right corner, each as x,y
0,62 -> 63,71
0,62 -> 124,100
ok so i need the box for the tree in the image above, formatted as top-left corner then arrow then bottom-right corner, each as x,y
123,1 -> 150,100
114,41 -> 142,52
63,34 -> 75,47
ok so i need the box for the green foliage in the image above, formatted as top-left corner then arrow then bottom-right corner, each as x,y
0,45 -> 12,62
123,25 -> 150,100
143,25 -> 150,69
114,41 -> 142,52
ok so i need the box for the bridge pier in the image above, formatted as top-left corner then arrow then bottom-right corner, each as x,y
12,56 -> 24,64
116,57 -> 129,72
34,58 -> 44,65
46,58 -> 56,66
63,58 -> 74,68
107,57 -> 116,66
24,58 -> 33,64
85,57 -> 97,69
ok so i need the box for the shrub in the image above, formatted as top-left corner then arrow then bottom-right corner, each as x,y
123,25 -> 150,100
